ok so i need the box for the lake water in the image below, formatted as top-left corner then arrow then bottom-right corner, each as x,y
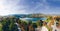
20,17 -> 47,22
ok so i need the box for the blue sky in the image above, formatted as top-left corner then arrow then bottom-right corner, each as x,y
0,0 -> 60,16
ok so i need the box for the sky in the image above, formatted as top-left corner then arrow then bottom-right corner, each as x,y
0,0 -> 60,16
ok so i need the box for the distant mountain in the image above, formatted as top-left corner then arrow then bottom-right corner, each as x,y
8,14 -> 46,18
10,14 -> 28,18
6,14 -> 60,18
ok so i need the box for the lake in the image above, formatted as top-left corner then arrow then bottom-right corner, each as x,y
20,17 -> 47,22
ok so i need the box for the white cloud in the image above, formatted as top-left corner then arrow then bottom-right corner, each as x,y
0,0 -> 27,16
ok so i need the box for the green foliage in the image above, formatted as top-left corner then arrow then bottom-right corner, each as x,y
1,17 -> 19,31
0,22 -> 3,31
0,16 -> 52,31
